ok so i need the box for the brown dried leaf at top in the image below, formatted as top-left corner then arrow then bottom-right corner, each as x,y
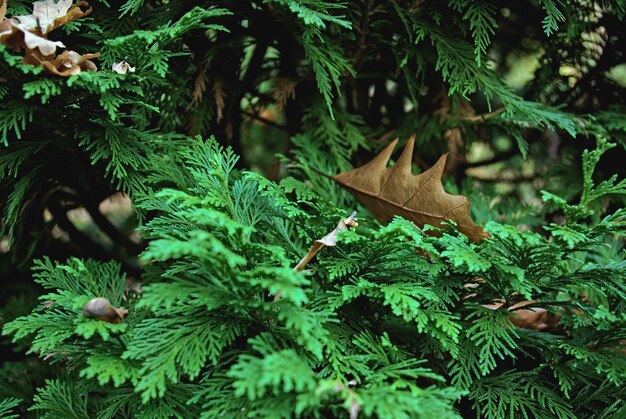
39,50 -> 99,76
14,0 -> 91,35
333,136 -> 488,241
0,0 -> 7,21
0,0 -> 98,77
2,24 -> 66,55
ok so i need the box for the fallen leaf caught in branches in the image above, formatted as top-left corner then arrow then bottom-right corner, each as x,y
333,136 -> 488,241
0,0 -> 98,76
34,49 -> 99,75
484,300 -> 560,330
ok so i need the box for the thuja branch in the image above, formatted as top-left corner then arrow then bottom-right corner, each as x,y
458,108 -> 505,123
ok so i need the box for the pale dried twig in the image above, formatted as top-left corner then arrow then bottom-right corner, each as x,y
294,211 -> 358,272
273,211 -> 358,302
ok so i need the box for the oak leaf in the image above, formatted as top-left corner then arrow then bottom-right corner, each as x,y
333,136 -> 488,241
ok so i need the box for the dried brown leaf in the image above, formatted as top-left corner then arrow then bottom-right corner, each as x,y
274,212 -> 358,302
0,21 -> 65,55
39,50 -> 99,76
484,300 -> 560,330
294,211 -> 358,272
22,28 -> 65,55
273,77 -> 298,109
333,136 -> 488,241
0,0 -> 7,21
0,0 -> 97,76
16,0 -> 91,35
49,0 -> 91,32
190,66 -> 207,105
213,78 -> 225,123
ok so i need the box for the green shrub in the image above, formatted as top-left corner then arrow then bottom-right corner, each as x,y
1,0 -> 625,417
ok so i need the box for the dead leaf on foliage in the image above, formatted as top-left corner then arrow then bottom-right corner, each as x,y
213,78 -> 226,122
295,211 -> 358,272
274,212 -> 358,302
484,299 -> 560,330
40,50 -> 99,75
14,0 -> 91,35
333,136 -> 488,241
0,0 -> 7,21
1,17 -> 66,56
111,59 -> 135,74
0,0 -> 97,77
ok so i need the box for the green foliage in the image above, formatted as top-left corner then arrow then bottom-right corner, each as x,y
540,0 -> 566,36
5,133 -> 626,416
0,398 -> 21,419
1,0 -> 626,418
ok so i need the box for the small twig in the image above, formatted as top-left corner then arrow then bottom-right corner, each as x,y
458,107 -> 505,123
85,203 -> 143,254
274,211 -> 358,302
333,380 -> 360,419
461,149 -> 519,169
468,173 -> 539,183
241,110 -> 287,130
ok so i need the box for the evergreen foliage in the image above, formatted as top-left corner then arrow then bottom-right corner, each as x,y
1,0 -> 625,417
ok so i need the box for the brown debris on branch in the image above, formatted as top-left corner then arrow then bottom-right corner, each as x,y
274,212 -> 358,302
294,211 -> 358,272
0,0 -> 99,76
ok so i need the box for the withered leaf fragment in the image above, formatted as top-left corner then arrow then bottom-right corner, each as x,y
294,210 -> 358,271
333,136 -> 488,242
37,49 -> 99,75
112,60 -> 136,74
14,0 -> 91,34
0,0 -> 97,77
484,300 -> 560,331
274,212 -> 358,302
0,0 -> 7,21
